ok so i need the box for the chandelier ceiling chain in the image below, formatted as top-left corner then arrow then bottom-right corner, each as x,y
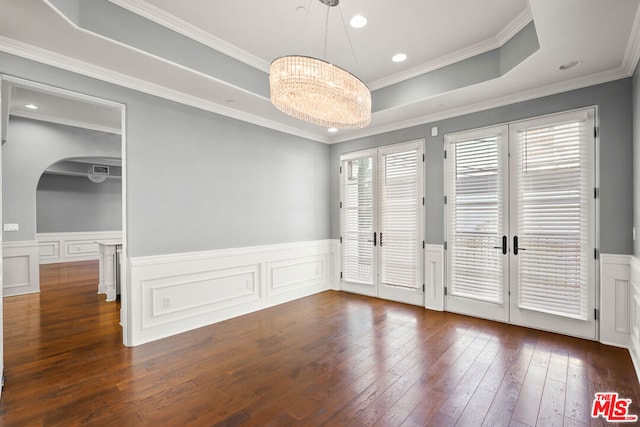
269,0 -> 372,130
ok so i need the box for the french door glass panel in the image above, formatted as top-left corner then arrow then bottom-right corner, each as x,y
509,110 -> 596,339
445,126 -> 510,322
445,109 -> 596,339
378,143 -> 424,306
341,151 -> 377,296
340,141 -> 424,306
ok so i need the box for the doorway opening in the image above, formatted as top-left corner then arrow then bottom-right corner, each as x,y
0,75 -> 129,358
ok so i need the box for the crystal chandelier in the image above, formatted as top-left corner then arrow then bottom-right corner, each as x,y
269,0 -> 371,130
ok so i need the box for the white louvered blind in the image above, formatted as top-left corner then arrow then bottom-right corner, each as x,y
514,116 -> 592,320
448,135 -> 505,304
342,157 -> 374,284
379,149 -> 419,289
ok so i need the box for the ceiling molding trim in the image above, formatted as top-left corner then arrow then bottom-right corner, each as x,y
495,7 -> 533,46
10,111 -> 122,135
368,7 -> 533,91
107,0 -> 270,73
330,67 -> 628,144
45,0 -> 270,102
0,36 -> 328,143
622,1 -> 640,75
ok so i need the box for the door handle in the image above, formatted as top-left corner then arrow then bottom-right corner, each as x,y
367,232 -> 377,246
513,235 -> 526,255
493,235 -> 507,255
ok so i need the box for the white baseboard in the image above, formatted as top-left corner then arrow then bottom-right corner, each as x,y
127,239 -> 335,346
425,244 -> 444,311
37,231 -> 122,264
3,241 -> 40,296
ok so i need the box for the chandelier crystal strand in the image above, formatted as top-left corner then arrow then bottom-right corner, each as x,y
269,0 -> 371,129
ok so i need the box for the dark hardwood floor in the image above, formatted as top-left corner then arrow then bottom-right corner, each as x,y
0,261 -> 638,426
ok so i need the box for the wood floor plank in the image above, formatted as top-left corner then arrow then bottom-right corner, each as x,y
0,261 -> 638,426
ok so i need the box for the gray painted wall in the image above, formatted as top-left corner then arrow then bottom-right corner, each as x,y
330,78 -> 634,255
0,51 -> 331,257
36,173 -> 122,233
3,117 -> 121,242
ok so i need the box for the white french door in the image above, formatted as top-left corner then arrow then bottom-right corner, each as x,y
445,126 -> 510,322
445,109 -> 597,339
340,140 -> 425,306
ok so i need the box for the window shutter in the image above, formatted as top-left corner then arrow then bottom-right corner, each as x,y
513,113 -> 593,320
379,149 -> 420,289
341,157 -> 374,284
448,133 -> 505,303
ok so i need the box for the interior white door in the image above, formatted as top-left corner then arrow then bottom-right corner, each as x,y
445,126 -> 510,322
340,141 -> 425,306
509,110 -> 596,339
444,109 -> 597,340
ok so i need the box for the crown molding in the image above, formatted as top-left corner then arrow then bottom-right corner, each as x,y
10,111 -> 122,135
0,36 -> 328,144
495,7 -> 533,46
368,7 -> 533,91
330,67 -> 629,144
622,0 -> 640,75
107,0 -> 270,73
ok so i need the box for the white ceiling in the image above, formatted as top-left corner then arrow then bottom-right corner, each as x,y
0,0 -> 639,143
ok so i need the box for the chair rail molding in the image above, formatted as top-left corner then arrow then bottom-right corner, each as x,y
127,239 -> 335,346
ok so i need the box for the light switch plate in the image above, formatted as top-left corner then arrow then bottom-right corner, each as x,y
431,126 -> 438,137
3,223 -> 19,232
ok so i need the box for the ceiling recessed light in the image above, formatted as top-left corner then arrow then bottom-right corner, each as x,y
350,15 -> 367,29
392,53 -> 407,63
328,127 -> 338,133
559,60 -> 582,71
226,99 -> 235,104
24,103 -> 38,110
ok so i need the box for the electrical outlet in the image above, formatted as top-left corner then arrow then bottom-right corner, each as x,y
3,223 -> 18,232
162,297 -> 171,309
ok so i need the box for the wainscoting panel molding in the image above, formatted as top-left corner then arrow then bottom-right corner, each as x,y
37,231 -> 122,264
600,254 -> 632,348
3,241 -> 40,296
629,256 -> 640,385
424,244 -> 444,311
128,240 -> 334,345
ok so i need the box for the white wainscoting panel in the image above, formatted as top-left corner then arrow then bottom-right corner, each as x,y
267,254 -> 327,296
37,231 -> 122,264
630,256 -> 640,385
425,244 -> 444,311
3,241 -> 40,296
600,254 -> 632,348
128,240 -> 334,346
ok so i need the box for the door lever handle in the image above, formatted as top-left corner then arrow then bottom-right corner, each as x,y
513,236 -> 526,255
368,232 -> 378,246
493,236 -> 508,255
